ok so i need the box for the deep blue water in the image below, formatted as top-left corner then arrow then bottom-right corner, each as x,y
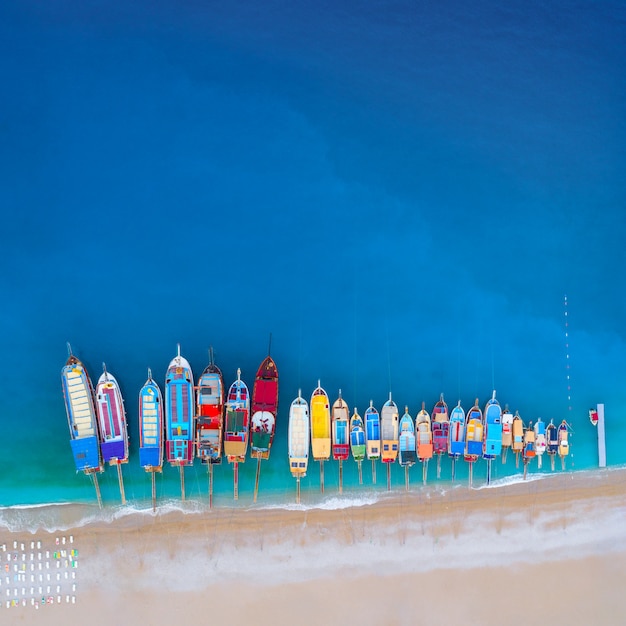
1,1 -> 625,509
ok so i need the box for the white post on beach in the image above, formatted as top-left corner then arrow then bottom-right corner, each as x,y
597,403 -> 606,468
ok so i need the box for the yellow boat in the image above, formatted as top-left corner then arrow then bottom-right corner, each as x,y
310,381 -> 331,461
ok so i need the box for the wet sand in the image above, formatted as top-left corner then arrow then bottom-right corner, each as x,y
4,468 -> 626,625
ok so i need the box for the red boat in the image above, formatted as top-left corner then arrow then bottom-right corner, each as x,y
250,354 -> 279,461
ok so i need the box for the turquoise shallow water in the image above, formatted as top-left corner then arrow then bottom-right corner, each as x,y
0,1 -> 625,518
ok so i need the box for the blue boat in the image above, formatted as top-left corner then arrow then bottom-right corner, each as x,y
364,401 -> 380,461
61,344 -> 103,505
165,344 -> 195,499
448,401 -> 466,458
398,407 -> 417,467
483,390 -> 502,460
139,368 -> 164,470
464,399 -> 484,460
139,368 -> 163,510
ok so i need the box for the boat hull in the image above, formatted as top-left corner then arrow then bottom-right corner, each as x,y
61,356 -> 103,473
139,376 -> 163,470
289,397 -> 309,477
364,407 -> 381,460
196,366 -> 224,464
224,371 -> 250,463
165,353 -> 195,466
251,356 -> 279,460
310,386 -> 331,461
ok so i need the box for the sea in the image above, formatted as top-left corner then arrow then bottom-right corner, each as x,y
1,0 -> 625,530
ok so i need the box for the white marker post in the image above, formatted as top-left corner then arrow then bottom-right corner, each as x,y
597,403 -> 606,468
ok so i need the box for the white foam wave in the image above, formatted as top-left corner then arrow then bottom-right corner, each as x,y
473,472 -> 554,489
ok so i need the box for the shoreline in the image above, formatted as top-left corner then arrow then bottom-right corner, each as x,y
4,468 -> 625,624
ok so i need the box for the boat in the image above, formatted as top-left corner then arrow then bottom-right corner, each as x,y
523,423 -> 536,460
196,348 -> 225,465
558,420 -> 570,469
483,391 -> 502,459
380,393 -> 399,490
448,401 -> 466,458
349,408 -> 366,465
416,402 -> 433,484
310,382 -> 331,461
310,382 -> 331,492
534,418 -> 547,469
224,368 -> 250,462
380,393 -> 399,463
501,406 -> 513,462
331,390 -> 351,462
250,352 -> 279,502
511,411 -> 524,467
364,400 -> 381,460
416,402 -> 434,461
522,422 -> 536,479
224,368 -> 250,499
250,354 -> 279,461
431,394 -> 449,456
464,399 -> 483,486
138,368 -> 163,511
350,407 -> 366,484
364,400 -> 381,484
546,419 -> 559,470
95,363 -> 129,502
398,408 -> 417,466
331,390 -> 350,490
589,408 -> 599,426
165,345 -> 195,499
464,399 -> 483,461
61,344 -> 103,505
288,390 -> 309,503
448,401 -> 465,481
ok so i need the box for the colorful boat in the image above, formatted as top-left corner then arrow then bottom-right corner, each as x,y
431,394 -> 449,456
483,390 -> 502,460
522,422 -> 536,479
558,420 -> 570,468
416,402 -> 434,461
448,401 -> 466,458
589,408 -> 599,426
501,406 -> 513,462
139,369 -> 164,471
95,364 -> 129,464
511,410 -> 524,468
349,408 -> 366,464
534,418 -> 546,469
398,407 -> 417,467
165,345 -> 195,499
164,345 -> 195,466
310,382 -> 331,461
95,363 -> 129,502
61,345 -> 103,504
546,419 -> 559,470
195,348 -> 225,465
364,401 -> 381,461
288,390 -> 309,503
380,393 -> 399,464
138,368 -> 163,510
523,423 -> 536,460
224,368 -> 250,463
331,390 -> 350,462
250,354 -> 279,461
464,399 -> 483,461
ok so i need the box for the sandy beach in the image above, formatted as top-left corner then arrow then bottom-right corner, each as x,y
4,468 -> 626,625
